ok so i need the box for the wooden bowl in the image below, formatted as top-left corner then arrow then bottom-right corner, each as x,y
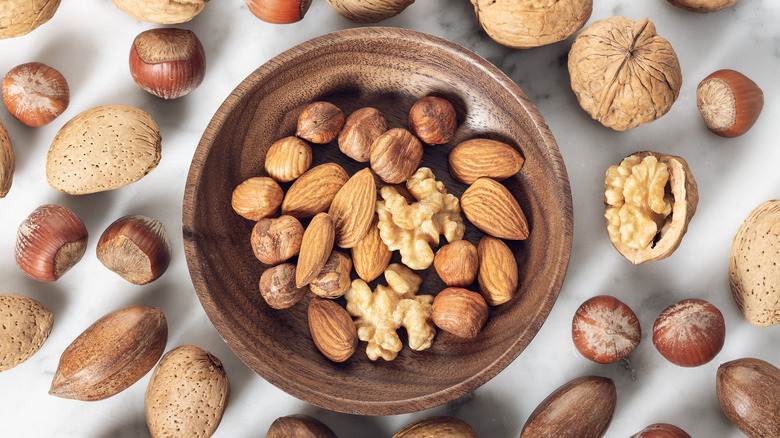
183,27 -> 572,416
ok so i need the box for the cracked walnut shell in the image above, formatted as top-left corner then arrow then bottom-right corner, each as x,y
604,151 -> 698,264
568,17 -> 682,131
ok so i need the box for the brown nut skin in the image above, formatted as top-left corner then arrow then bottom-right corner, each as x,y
716,357 -> 780,438
0,0 -> 61,39
282,163 -> 349,219
477,235 -> 518,306
572,295 -> 641,364
251,215 -> 304,266
408,96 -> 457,145
296,212 -> 335,288
434,240 -> 478,287
50,305 -> 168,401
338,107 -> 387,162
352,216 -> 391,283
309,251 -> 353,299
267,414 -> 337,438
697,69 -> 763,138
460,177 -> 529,240
0,120 -> 13,198
630,423 -> 692,438
130,28 -> 206,100
97,215 -> 172,285
393,416 -> 478,438
15,204 -> 88,282
296,101 -> 345,144
232,176 -> 283,221
325,0 -> 414,23
520,375 -> 616,438
2,62 -> 70,127
448,138 -> 524,184
308,297 -> 358,362
369,128 -> 424,184
245,0 -> 312,24
431,287 -> 488,339
265,136 -> 312,183
652,298 -> 725,367
328,168 -> 377,249
259,263 -> 306,309
667,0 -> 739,12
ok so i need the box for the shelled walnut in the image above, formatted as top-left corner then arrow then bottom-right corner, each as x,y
604,151 -> 698,264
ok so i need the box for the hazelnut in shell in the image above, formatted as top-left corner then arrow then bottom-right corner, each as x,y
130,28 -> 206,100
652,298 -> 725,367
2,62 -> 70,127
97,215 -> 172,285
245,0 -> 312,24
697,69 -> 763,138
572,295 -> 641,364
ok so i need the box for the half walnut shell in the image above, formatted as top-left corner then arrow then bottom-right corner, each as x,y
604,151 -> 698,264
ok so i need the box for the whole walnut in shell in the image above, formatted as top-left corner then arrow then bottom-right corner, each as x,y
667,0 -> 740,13
568,17 -> 682,131
0,0 -> 61,39
471,0 -> 592,49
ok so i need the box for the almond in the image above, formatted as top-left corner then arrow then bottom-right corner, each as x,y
0,294 -> 54,372
308,297 -> 358,362
296,212 -> 335,287
50,305 -> 167,401
328,168 -> 377,248
309,250 -> 353,299
461,177 -> 529,240
352,216 -> 391,282
521,375 -> 616,438
369,128 -> 423,184
267,414 -> 338,438
145,344 -> 230,438
431,287 -> 488,339
448,138 -> 524,184
46,104 -> 161,195
393,416 -> 478,438
0,120 -> 13,198
717,357 -> 780,438
477,235 -> 518,305
282,163 -> 349,219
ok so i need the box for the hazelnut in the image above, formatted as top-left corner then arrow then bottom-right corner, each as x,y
434,240 -> 479,287
2,62 -> 69,127
477,235 -> 518,305
232,176 -> 284,221
369,128 -> 423,184
250,215 -> 304,266
129,28 -> 206,100
15,204 -> 88,282
309,251 -> 353,299
431,287 -> 489,339
572,295 -> 641,364
653,298 -> 725,367
96,215 -> 171,285
259,263 -> 306,309
408,96 -> 457,145
244,0 -> 312,24
630,423 -> 692,438
296,101 -> 345,144
697,69 -> 763,138
264,136 -> 312,183
338,107 -> 387,162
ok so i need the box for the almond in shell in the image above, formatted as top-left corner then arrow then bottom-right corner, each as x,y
0,120 -> 13,198
328,168 -> 376,248
50,305 -> 167,401
477,235 -> 518,306
448,138 -> 524,184
296,212 -> 335,288
460,177 -> 529,240
0,294 -> 53,372
145,344 -> 230,438
308,297 -> 358,362
352,216 -> 391,283
282,163 -> 349,219
393,416 -> 478,438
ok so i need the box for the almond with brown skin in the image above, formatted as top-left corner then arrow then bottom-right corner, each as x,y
461,177 -> 529,240
50,305 -> 167,401
370,128 -> 423,184
448,138 -> 524,184
329,168 -> 376,248
0,120 -> 13,198
630,423 -> 691,438
282,163 -> 349,219
267,414 -> 337,438
393,416 -> 478,438
352,216 -> 391,283
308,297 -> 358,362
477,235 -> 518,305
296,212 -> 335,288
0,294 -> 54,372
309,251 -> 353,299
716,357 -> 780,438
520,375 -> 616,438
338,107 -> 387,162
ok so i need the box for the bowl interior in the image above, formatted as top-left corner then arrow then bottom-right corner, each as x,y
183,27 -> 572,416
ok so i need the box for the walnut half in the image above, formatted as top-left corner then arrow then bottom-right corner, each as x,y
604,151 -> 698,264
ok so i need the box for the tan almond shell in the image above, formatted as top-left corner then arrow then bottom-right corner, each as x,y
667,0 -> 740,12
145,344 -> 230,438
325,0 -> 414,24
0,294 -> 53,372
46,105 -> 162,195
0,0 -> 61,39
111,0 -> 209,24
328,168 -> 377,248
607,151 -> 698,264
471,0 -> 592,49
0,120 -> 13,198
729,200 -> 780,327
393,416 -> 478,438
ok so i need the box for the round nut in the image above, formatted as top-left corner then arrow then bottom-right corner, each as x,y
309,251 -> 353,299
338,107 -> 387,162
267,414 -> 337,438
369,128 -> 423,184
408,96 -> 457,145
251,216 -> 303,266
97,215 -> 172,285
434,240 -> 478,287
259,263 -> 306,309
232,176 -> 283,221
630,423 -> 692,438
245,0 -> 312,24
572,295 -> 641,364
2,62 -> 70,127
0,0 -> 61,39
653,298 -> 725,367
431,287 -> 489,339
296,101 -> 345,144
129,28 -> 206,100
697,69 -> 763,138
264,136 -> 312,182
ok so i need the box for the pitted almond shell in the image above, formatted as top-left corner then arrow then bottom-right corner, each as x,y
460,177 -> 529,240
46,105 -> 161,195
328,168 -> 376,248
0,294 -> 53,372
0,120 -> 13,198
282,163 -> 349,219
448,138 -> 524,184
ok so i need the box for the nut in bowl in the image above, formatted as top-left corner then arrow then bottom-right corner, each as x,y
183,27 -> 572,415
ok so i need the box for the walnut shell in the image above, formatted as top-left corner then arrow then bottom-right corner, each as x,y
0,0 -> 61,39
471,0 -> 592,49
568,17 -> 682,131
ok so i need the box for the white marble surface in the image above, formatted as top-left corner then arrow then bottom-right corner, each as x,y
1,1 -> 779,437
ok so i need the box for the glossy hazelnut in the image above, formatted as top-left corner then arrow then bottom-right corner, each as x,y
431,287 -> 489,339
97,215 -> 171,285
250,215 -> 304,265
697,69 -> 763,137
572,295 -> 641,364
15,204 -> 88,282
244,0 -> 312,24
2,62 -> 69,127
129,28 -> 206,100
309,251 -> 352,299
653,298 -> 725,367
408,96 -> 457,145
296,101 -> 345,144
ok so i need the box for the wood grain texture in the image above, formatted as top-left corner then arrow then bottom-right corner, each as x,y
182,27 -> 572,415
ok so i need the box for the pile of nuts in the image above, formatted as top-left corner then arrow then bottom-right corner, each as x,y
231,96 -> 528,362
